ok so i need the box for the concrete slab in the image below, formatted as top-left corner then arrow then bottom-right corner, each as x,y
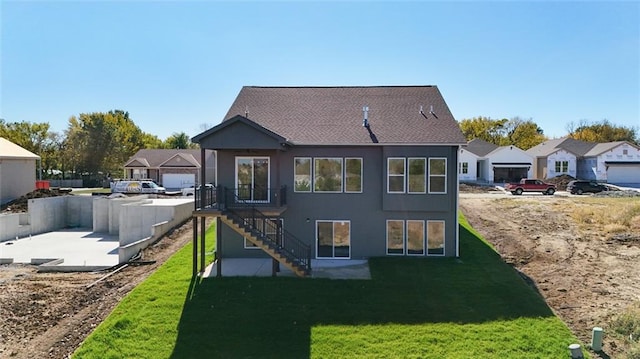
0,228 -> 119,268
202,259 -> 371,280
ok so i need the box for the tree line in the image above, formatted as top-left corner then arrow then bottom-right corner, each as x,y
459,117 -> 638,150
1,110 -> 637,183
0,110 -> 200,183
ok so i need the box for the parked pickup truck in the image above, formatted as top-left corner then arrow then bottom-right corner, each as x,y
504,179 -> 556,195
181,183 -> 214,196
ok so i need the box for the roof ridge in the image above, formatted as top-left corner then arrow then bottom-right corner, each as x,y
244,85 -> 437,89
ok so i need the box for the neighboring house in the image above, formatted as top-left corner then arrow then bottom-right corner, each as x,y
459,139 -> 533,183
0,137 -> 40,205
527,138 -> 640,184
190,86 -> 466,276
527,138 -> 592,180
482,145 -> 534,183
459,139 -> 498,182
580,141 -> 640,183
123,149 -> 216,190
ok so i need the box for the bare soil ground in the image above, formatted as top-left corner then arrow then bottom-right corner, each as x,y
0,221 -> 196,359
460,192 -> 640,358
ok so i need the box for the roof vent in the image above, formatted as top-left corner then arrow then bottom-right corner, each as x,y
419,105 -> 428,120
430,105 -> 438,119
362,106 -> 369,128
245,106 -> 249,118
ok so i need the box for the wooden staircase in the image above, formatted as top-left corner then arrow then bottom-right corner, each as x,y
220,210 -> 311,277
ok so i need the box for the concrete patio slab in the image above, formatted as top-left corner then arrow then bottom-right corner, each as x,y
0,228 -> 119,269
202,258 -> 371,280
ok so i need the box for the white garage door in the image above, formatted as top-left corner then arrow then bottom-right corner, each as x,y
607,164 -> 640,184
162,174 -> 196,189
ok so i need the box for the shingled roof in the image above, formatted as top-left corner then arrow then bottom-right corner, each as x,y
527,137 -> 599,157
220,86 -> 466,145
465,138 -> 499,157
124,149 -> 201,168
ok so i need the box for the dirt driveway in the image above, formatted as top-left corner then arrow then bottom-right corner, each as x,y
460,191 -> 640,358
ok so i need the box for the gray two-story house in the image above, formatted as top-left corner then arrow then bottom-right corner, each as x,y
190,86 -> 466,277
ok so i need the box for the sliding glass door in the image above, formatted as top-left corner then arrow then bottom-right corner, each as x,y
236,157 -> 270,203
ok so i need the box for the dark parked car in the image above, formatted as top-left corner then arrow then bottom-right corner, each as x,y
567,180 -> 608,195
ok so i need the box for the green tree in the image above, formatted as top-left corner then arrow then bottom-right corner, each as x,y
502,117 -> 546,150
0,119 -> 62,178
64,110 -> 146,181
459,117 -> 508,144
459,116 -> 547,149
142,132 -> 165,149
164,132 -> 197,149
567,119 -> 639,144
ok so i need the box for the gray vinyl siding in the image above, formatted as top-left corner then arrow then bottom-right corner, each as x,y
216,144 -> 459,259
198,121 -> 284,150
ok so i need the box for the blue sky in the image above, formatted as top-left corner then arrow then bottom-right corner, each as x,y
1,1 -> 638,141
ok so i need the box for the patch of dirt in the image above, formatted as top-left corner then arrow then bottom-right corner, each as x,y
545,174 -> 576,191
459,182 -> 501,193
1,189 -> 72,214
0,220 -> 202,359
460,195 -> 640,358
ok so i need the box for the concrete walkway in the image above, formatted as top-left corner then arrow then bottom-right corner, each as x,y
202,258 -> 371,280
0,228 -> 119,270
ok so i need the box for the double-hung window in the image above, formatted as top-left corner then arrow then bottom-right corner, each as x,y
345,158 -> 362,193
459,162 -> 468,174
387,158 -> 405,193
428,158 -> 447,193
554,161 -> 568,173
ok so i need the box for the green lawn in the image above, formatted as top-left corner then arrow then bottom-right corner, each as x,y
72,215 -> 586,359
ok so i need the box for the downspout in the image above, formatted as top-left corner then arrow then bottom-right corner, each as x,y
456,145 -> 460,258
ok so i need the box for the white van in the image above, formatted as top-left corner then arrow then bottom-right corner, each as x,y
111,180 -> 166,194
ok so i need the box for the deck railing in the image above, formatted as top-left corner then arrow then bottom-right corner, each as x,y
195,185 -> 287,211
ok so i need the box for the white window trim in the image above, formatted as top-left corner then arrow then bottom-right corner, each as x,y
313,157 -> 344,193
427,220 -> 446,256
293,157 -> 312,193
408,157 -> 427,194
461,162 -> 468,174
344,157 -> 363,193
386,219 -> 405,255
428,157 -> 447,194
406,220 -> 425,256
315,220 -> 351,259
387,158 -> 406,193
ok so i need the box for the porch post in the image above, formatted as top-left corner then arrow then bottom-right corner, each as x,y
272,258 -> 278,277
216,216 -> 222,277
192,217 -> 198,276
200,147 -> 206,207
200,216 -> 206,273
